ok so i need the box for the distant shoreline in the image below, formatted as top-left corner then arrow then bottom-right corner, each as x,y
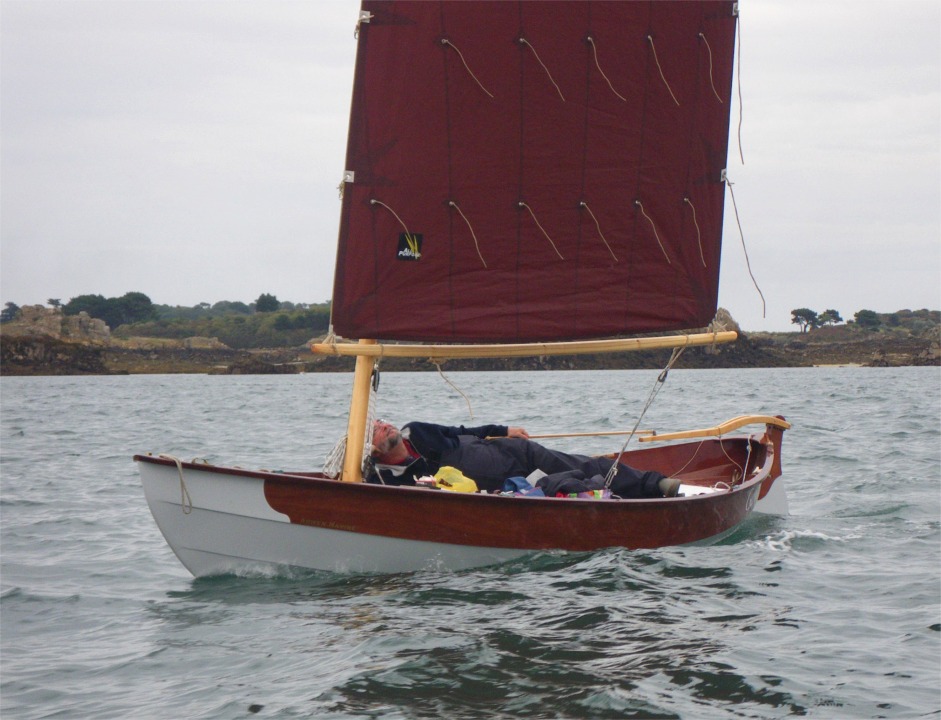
1,327 -> 938,376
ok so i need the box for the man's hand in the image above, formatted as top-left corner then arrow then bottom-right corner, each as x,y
507,426 -> 530,439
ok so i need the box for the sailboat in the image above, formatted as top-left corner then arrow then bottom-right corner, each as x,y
136,1 -> 790,577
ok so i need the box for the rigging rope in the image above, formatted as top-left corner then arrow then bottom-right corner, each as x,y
369,198 -> 411,232
683,197 -> 707,267
371,199 -> 423,259
158,454 -> 193,514
519,202 -> 565,259
370,199 -> 413,239
362,362 -> 379,471
431,360 -> 475,419
587,36 -> 627,102
647,36 -> 680,106
449,201 -> 488,268
603,345 -> 687,489
698,33 -> 724,103
323,437 -> 346,479
724,176 -> 766,317
634,200 -> 672,264
323,362 -> 380,479
736,16 -> 745,163
519,37 -> 566,101
579,202 -> 618,262
441,39 -> 495,98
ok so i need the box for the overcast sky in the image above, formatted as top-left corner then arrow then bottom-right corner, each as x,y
2,0 -> 938,332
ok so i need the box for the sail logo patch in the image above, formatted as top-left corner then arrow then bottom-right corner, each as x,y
397,233 -> 422,261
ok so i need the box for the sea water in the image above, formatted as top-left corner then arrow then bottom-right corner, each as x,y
1,368 -> 939,719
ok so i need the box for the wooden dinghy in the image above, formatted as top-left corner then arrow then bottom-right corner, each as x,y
135,416 -> 788,576
137,1 -> 792,577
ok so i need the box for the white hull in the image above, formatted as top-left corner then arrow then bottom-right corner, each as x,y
140,462 -> 530,575
753,473 -> 789,515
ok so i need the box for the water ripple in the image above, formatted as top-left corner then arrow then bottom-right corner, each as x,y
2,369 -> 939,719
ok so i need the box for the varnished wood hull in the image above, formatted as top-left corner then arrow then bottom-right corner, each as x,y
135,423 -> 786,576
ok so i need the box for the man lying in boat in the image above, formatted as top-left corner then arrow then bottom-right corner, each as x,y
368,420 -> 680,498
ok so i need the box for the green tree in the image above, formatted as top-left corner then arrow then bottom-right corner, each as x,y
255,293 -> 280,313
818,309 -> 843,326
273,313 -> 293,331
790,308 -> 819,333
115,292 -> 158,326
211,300 -> 251,315
63,292 -> 156,329
105,300 -> 332,348
854,309 -> 880,329
64,294 -> 111,324
1,302 -> 20,323
47,298 -> 62,308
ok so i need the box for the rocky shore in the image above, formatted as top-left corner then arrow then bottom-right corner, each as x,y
2,306 -> 938,376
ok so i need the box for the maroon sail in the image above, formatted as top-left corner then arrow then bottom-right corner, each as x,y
330,1 -> 737,342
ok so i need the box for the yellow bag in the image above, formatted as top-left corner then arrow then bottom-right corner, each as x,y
433,466 -> 478,493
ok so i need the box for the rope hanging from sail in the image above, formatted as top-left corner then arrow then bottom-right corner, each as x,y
647,35 -> 680,106
430,360 -> 475,419
519,202 -> 564,259
698,33 -> 724,103
448,201 -> 488,268
579,202 -> 618,262
518,37 -> 566,101
683,197 -> 707,267
370,199 -> 412,238
371,199 -> 422,260
586,36 -> 627,102
735,14 -> 745,164
441,39 -> 494,98
603,345 -> 687,489
724,175 -> 767,317
634,200 -> 672,264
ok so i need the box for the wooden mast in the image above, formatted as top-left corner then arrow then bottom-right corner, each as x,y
341,339 -> 376,483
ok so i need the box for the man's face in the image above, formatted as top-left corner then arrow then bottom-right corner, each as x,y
371,420 -> 402,457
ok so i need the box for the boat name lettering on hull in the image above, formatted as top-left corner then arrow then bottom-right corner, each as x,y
296,519 -> 358,533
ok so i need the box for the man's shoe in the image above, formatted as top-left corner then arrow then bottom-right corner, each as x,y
658,477 -> 681,497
